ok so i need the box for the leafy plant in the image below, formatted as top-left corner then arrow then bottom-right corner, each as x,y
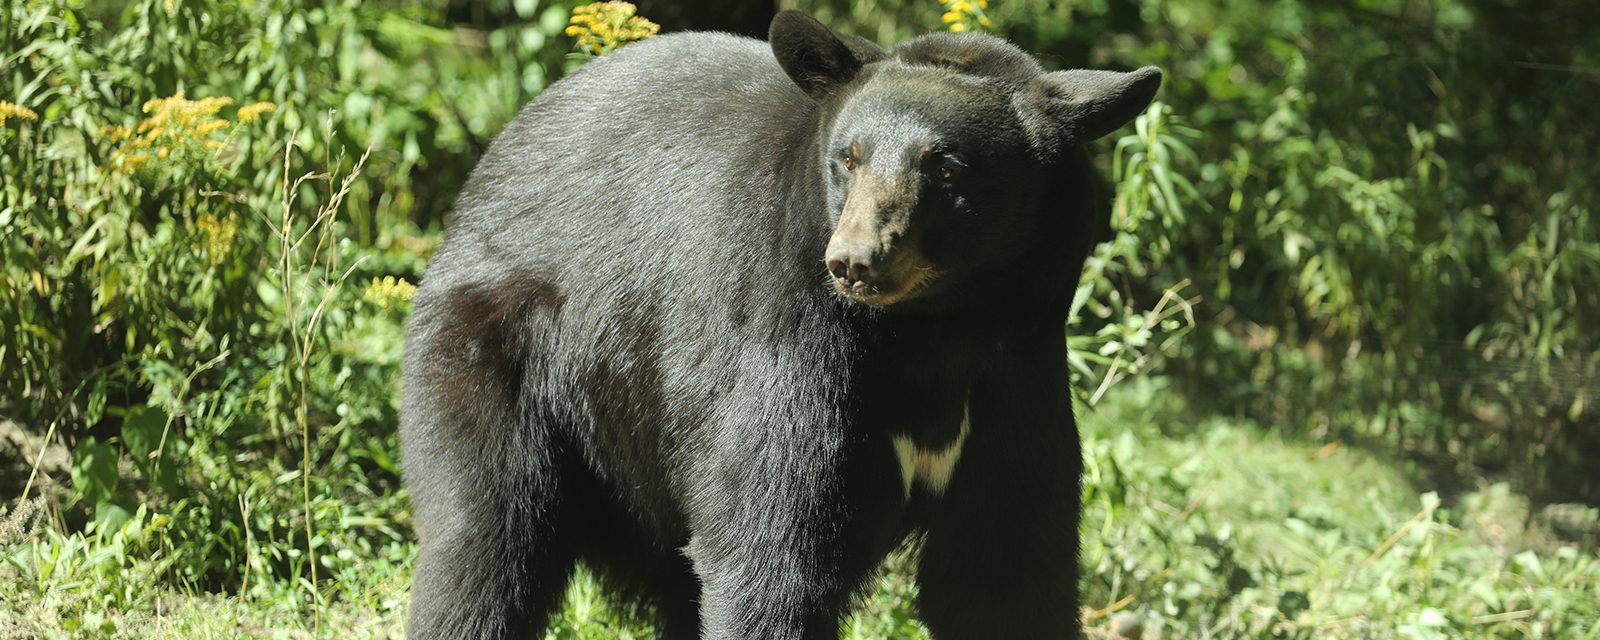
0,0 -> 571,613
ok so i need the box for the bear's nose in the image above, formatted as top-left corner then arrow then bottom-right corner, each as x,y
825,244 -> 874,288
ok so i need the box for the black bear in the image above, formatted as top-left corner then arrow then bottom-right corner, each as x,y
401,10 -> 1160,639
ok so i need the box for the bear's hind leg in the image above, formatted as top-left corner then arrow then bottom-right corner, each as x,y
402,282 -> 577,639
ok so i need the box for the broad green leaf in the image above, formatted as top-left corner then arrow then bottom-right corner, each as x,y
71,438 -> 118,506
122,404 -> 167,462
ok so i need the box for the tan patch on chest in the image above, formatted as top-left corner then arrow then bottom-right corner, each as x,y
891,404 -> 970,498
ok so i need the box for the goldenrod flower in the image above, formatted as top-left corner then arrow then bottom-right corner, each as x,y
237,102 -> 276,122
364,276 -> 418,311
567,2 -> 660,57
117,153 -> 150,172
0,100 -> 38,126
100,124 -> 133,142
193,119 -> 229,136
102,92 -> 267,174
939,0 -> 993,33
194,212 -> 239,265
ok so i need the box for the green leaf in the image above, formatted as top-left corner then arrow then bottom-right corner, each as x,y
85,376 -> 108,427
122,404 -> 167,463
71,438 -> 118,506
540,5 -> 570,36
1513,550 -> 1545,580
94,499 -> 134,534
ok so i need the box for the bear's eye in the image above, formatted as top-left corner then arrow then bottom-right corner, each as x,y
841,154 -> 857,172
929,149 -> 965,184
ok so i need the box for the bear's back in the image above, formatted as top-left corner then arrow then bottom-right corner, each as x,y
433,33 -> 822,290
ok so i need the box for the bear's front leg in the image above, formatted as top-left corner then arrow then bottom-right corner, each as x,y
916,328 -> 1084,639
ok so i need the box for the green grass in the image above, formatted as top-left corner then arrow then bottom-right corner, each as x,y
4,380 -> 1596,638
1077,380 -> 1600,638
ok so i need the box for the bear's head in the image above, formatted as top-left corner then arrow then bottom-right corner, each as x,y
770,11 -> 1160,312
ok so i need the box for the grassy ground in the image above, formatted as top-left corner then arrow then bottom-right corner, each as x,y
3,380 -> 1596,639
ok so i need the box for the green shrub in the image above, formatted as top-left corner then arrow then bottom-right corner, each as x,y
0,0 -> 572,607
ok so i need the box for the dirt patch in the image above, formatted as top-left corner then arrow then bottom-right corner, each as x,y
1,420 -> 69,502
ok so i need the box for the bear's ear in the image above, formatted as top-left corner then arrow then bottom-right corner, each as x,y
770,11 -> 883,99
1023,66 -> 1163,146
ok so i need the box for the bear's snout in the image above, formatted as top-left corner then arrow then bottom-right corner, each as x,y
825,242 -> 875,290
822,233 -> 936,306
824,170 -> 936,305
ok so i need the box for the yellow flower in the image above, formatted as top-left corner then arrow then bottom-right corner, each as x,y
194,212 -> 239,265
939,0 -> 993,33
100,124 -> 133,142
194,119 -> 229,136
104,92 -> 262,173
364,276 -> 418,311
0,100 -> 38,125
237,101 -> 276,122
118,153 -> 150,172
567,2 -> 660,57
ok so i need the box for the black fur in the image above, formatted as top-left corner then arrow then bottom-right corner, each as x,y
401,11 -> 1160,639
